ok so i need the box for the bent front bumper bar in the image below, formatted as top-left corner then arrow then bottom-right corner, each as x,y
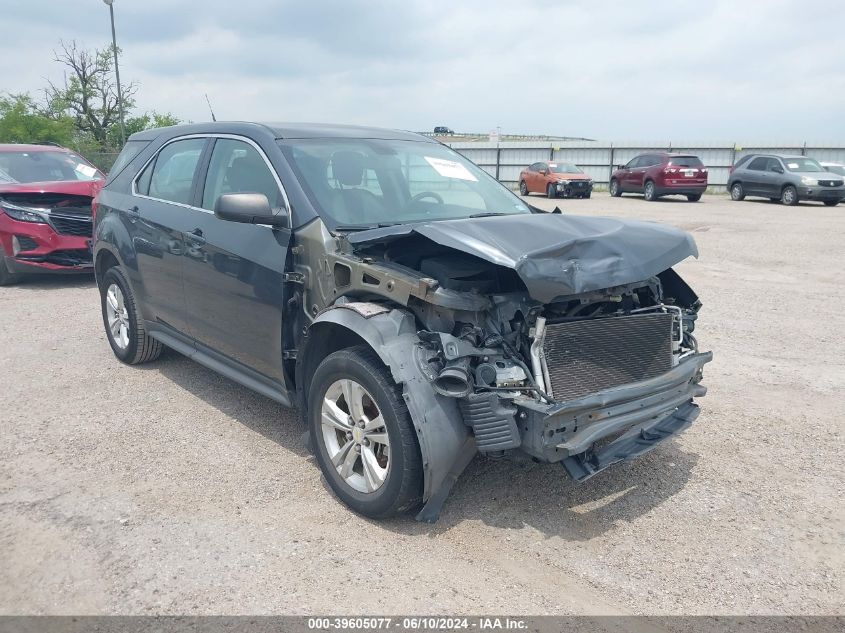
515,352 -> 712,476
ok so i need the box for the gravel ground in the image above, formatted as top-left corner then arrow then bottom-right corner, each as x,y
0,193 -> 842,615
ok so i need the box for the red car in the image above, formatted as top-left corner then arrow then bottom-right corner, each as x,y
0,144 -> 104,284
610,152 -> 707,202
519,161 -> 593,199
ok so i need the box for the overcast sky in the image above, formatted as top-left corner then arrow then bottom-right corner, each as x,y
2,0 -> 844,142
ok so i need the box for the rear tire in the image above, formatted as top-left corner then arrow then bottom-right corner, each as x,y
781,185 -> 798,206
584,192 -> 591,199
547,183 -> 557,199
823,200 -> 839,207
309,346 -> 423,519
0,247 -> 22,286
99,266 -> 163,364
519,180 -> 528,196
609,179 -> 621,197
687,194 -> 702,202
643,180 -> 657,201
730,182 -> 745,201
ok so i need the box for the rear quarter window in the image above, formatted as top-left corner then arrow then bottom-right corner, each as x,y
106,140 -> 150,183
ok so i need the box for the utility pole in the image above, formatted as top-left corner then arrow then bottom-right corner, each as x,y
103,0 -> 126,145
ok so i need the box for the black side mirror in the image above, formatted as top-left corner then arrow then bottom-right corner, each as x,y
539,169 -> 547,175
617,165 -> 625,170
214,193 -> 288,227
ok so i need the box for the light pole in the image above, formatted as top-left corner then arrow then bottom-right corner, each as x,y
103,0 -> 126,145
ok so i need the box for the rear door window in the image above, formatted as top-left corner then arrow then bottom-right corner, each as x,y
146,138 -> 206,205
748,157 -> 769,171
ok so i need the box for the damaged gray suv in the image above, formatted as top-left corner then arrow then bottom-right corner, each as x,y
93,122 -> 712,522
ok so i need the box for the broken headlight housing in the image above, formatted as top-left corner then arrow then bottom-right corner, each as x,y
1,201 -> 48,224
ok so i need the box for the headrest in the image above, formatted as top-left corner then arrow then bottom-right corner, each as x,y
330,151 -> 366,186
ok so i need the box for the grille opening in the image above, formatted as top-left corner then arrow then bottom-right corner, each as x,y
50,210 -> 93,237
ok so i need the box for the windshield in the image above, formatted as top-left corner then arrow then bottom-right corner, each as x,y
279,138 -> 530,229
548,163 -> 583,174
0,150 -> 102,184
783,158 -> 823,173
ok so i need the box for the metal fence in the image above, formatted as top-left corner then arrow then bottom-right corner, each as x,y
445,141 -> 845,191
85,151 -> 121,172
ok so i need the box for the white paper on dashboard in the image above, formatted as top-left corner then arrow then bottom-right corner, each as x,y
75,163 -> 97,178
424,156 -> 478,182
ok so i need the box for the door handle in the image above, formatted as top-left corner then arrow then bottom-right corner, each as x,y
186,228 -> 206,245
125,205 -> 140,223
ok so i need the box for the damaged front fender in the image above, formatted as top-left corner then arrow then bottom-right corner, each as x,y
300,303 -> 475,521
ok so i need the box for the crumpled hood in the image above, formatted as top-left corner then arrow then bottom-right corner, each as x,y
0,179 -> 103,198
551,173 -> 592,181
347,213 -> 698,303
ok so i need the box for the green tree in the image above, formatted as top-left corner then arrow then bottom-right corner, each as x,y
44,40 -> 138,146
0,93 -> 74,145
108,111 -> 181,146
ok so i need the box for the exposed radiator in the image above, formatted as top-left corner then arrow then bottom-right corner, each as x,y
542,313 -> 674,401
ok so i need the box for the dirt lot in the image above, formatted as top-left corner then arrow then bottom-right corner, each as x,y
1,193 -> 842,615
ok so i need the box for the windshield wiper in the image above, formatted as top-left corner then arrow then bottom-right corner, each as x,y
468,212 -> 512,218
335,222 -> 405,231
334,224 -> 379,231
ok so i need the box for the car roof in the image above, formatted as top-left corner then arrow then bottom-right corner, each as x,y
0,143 -> 72,153
128,121 -> 436,143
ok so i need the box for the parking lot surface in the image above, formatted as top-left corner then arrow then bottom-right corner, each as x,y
1,193 -> 842,615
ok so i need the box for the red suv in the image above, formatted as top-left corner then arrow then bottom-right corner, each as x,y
0,144 -> 104,284
610,153 -> 707,202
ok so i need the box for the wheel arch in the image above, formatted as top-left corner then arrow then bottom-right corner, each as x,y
94,246 -> 120,285
297,304 -> 472,505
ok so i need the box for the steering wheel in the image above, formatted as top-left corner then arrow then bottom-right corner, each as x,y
409,191 -> 444,205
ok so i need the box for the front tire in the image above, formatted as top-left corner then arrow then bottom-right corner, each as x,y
730,182 -> 745,201
781,185 -> 798,206
99,266 -> 163,364
609,179 -> 621,197
687,194 -> 702,202
823,200 -> 839,207
643,180 -> 657,201
309,346 -> 423,519
547,183 -> 557,199
519,180 -> 528,196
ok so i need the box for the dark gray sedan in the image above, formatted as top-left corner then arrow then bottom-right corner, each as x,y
728,154 -> 844,206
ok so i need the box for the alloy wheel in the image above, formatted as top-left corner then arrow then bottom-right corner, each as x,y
320,378 -> 390,493
105,283 -> 130,350
782,187 -> 796,205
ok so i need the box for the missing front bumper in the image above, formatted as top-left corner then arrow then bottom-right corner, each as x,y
562,400 -> 699,481
514,351 -> 712,468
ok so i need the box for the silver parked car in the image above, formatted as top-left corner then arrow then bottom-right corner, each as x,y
728,154 -> 844,206
821,161 -> 845,178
